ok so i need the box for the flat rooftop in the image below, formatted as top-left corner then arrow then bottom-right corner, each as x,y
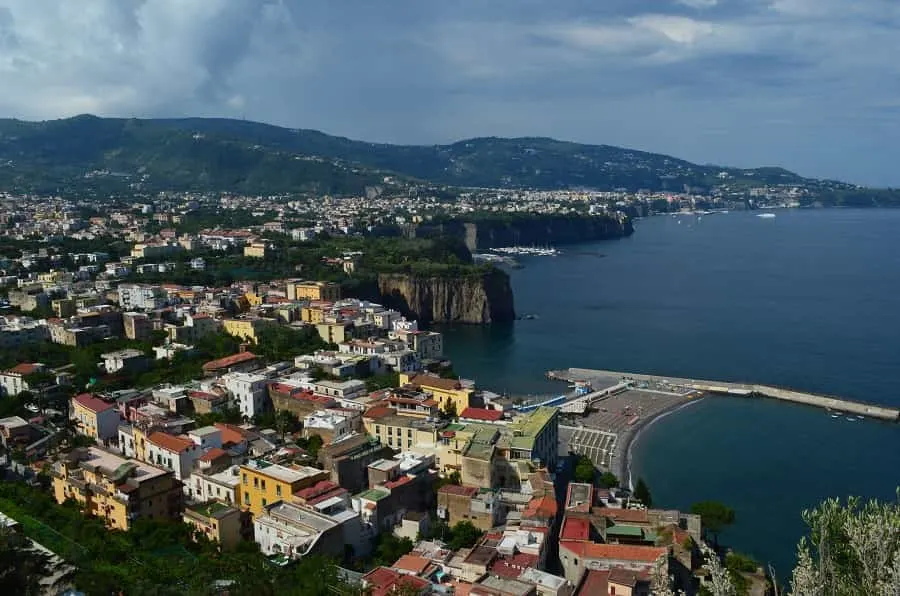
78,446 -> 167,483
242,459 -> 323,484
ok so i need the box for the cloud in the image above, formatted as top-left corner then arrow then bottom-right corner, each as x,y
0,0 -> 897,184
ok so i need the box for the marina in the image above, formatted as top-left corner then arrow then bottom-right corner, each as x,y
548,367 -> 900,421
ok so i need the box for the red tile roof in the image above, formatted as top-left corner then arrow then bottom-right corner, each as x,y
391,554 -> 431,576
488,552 -> 539,579
560,516 -> 591,541
560,541 -> 667,564
215,423 -> 250,446
576,570 -> 609,596
363,405 -> 393,420
294,480 -> 340,501
6,363 -> 41,376
438,484 -> 479,498
202,351 -> 258,372
459,407 -> 503,422
148,431 -> 195,454
73,393 -> 115,413
523,495 -> 558,520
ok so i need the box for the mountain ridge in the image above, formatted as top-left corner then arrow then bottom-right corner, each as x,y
0,115 -> 880,201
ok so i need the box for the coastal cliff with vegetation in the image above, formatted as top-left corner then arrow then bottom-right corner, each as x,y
413,213 -> 633,250
376,268 -> 515,324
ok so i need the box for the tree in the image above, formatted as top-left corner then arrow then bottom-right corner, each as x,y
599,471 -> 620,489
443,400 -> 458,419
573,455 -> 595,484
448,521 -> 484,551
691,501 -> 735,546
633,478 -> 653,508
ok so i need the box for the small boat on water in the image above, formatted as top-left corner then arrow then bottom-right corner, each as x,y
757,213 -> 776,219
830,414 -> 840,419
846,417 -> 857,422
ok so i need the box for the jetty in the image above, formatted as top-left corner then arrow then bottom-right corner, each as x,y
547,368 -> 900,421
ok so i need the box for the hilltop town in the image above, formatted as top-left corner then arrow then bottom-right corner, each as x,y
0,192 -> 766,595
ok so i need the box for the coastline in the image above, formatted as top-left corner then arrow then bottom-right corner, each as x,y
618,397 -> 705,490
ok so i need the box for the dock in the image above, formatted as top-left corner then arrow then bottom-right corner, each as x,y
548,368 -> 900,421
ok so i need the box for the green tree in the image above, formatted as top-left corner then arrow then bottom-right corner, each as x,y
443,400 -> 458,419
598,471 -> 620,489
691,501 -> 735,546
633,478 -> 653,508
372,533 -> 413,567
447,521 -> 484,551
573,455 -> 596,484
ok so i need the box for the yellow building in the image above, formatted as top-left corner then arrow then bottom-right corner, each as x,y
399,373 -> 475,415
300,306 -> 326,324
239,459 -> 327,516
243,242 -> 267,258
362,406 -> 444,451
315,321 -> 353,344
51,446 -> 183,530
222,318 -> 274,343
244,292 -> 264,307
287,281 -> 341,302
183,502 -> 243,550
71,394 -> 121,442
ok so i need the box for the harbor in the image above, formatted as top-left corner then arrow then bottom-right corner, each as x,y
549,367 -> 900,486
548,368 -> 900,421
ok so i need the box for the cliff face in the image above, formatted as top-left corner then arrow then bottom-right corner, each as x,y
466,214 -> 633,250
377,269 -> 515,324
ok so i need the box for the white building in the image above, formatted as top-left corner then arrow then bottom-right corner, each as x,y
302,411 -> 353,443
145,431 -> 202,481
0,317 -> 50,350
117,283 -> 165,311
188,426 -> 223,451
188,465 -> 242,505
253,501 -> 341,560
101,349 -> 146,374
221,372 -> 270,419
0,362 -> 45,397
311,379 -> 366,401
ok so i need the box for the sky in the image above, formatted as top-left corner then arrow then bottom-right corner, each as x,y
0,0 -> 898,186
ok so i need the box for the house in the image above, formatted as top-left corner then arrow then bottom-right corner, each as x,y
202,351 -> 259,375
438,485 -> 501,531
145,431 -> 201,481
399,372 -> 475,415
183,502 -> 243,550
286,281 -> 341,302
188,464 -> 242,506
558,541 -> 668,585
239,459 -> 329,515
253,500 -> 344,561
361,567 -> 430,596
51,446 -> 183,530
71,394 -> 121,442
101,349 -> 149,375
0,362 -> 46,396
221,372 -> 270,419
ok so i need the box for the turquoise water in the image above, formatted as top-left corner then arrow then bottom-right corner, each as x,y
440,209 -> 900,575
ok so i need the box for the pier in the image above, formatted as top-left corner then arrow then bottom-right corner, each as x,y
548,368 -> 900,421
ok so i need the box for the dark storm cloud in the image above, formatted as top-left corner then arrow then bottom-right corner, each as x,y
0,0 -> 898,184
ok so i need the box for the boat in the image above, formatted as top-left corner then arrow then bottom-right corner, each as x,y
756,213 -> 776,219
857,415 -> 865,420
830,414 -> 840,419
846,417 -> 857,421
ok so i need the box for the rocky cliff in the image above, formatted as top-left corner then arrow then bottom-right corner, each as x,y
464,214 -> 633,250
377,269 -> 515,324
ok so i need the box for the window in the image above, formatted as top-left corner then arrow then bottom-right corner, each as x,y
261,480 -> 266,490
244,492 -> 250,504
387,427 -> 393,436
253,477 -> 259,488
276,485 -> 282,497
243,473 -> 248,485
262,498 -> 267,507
408,440 -> 412,448
407,429 -> 413,437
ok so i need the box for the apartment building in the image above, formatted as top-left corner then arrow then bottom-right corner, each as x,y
399,372 -> 475,415
0,362 -> 46,397
183,502 -> 243,550
117,284 -> 166,311
71,394 -> 121,442
221,372 -> 270,419
51,447 -> 183,530
239,459 -> 328,516
253,501 -> 344,561
286,281 -> 341,302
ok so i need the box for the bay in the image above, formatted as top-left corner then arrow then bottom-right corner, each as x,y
440,208 -> 900,575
